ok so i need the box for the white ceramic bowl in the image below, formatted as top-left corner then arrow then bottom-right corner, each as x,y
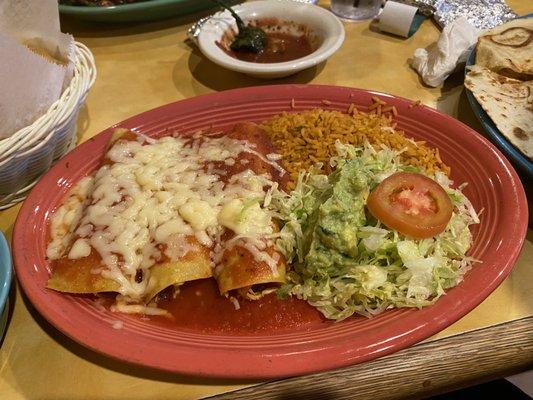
197,0 -> 345,79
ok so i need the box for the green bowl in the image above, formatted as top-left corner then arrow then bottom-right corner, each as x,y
59,0 -> 215,22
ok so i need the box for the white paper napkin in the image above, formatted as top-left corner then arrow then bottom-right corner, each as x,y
411,17 -> 480,87
0,0 -> 76,139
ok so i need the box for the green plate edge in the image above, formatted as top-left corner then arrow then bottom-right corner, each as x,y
59,0 -> 215,22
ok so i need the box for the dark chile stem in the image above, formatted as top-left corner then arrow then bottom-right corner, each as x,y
211,0 -> 246,32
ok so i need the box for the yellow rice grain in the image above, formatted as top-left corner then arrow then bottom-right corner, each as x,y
372,96 -> 386,105
261,108 -> 450,189
409,100 -> 422,109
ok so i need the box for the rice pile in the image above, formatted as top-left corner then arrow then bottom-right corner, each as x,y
261,105 -> 450,187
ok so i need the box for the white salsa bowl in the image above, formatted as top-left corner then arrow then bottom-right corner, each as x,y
198,0 -> 345,79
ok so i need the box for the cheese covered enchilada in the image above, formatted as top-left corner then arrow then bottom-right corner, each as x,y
46,123 -> 287,313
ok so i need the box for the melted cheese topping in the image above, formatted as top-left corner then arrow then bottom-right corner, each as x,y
47,176 -> 94,260
48,133 -> 283,303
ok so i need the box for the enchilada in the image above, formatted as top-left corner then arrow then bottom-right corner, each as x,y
213,122 -> 287,299
46,123 -> 287,312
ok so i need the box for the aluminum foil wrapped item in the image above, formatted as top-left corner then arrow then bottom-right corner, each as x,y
392,0 -> 517,29
434,0 -> 517,29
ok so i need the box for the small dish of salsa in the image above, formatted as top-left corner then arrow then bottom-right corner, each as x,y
197,0 -> 345,78
217,19 -> 315,64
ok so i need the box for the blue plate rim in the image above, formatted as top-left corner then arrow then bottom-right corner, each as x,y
464,13 -> 533,177
0,231 -> 13,316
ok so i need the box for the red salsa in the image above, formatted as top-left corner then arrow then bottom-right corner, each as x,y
222,32 -> 313,63
218,19 -> 315,63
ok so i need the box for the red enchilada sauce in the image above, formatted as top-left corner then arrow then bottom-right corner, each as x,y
152,279 -> 326,334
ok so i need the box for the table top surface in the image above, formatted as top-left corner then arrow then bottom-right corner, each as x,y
1,1 -> 532,399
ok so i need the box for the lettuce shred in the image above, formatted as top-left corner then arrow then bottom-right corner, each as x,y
271,142 -> 480,321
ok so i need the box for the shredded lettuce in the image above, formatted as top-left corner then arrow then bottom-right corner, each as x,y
272,142 -> 479,321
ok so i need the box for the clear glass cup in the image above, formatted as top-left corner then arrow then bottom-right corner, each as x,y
330,0 -> 382,21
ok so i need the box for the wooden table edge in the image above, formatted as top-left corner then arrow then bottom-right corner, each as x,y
207,316 -> 533,400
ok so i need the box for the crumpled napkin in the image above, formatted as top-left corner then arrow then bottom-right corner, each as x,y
411,17 -> 480,87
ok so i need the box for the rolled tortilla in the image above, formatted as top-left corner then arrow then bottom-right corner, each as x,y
47,129 -> 212,301
212,122 -> 287,299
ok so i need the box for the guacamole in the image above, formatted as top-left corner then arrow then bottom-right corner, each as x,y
274,143 -> 479,321
306,160 -> 370,270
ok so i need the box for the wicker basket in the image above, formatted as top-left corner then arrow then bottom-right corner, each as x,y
0,42 -> 96,210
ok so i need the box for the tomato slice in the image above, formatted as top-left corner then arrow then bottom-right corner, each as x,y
367,172 -> 453,239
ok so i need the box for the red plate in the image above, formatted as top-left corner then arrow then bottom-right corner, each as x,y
13,85 -> 528,378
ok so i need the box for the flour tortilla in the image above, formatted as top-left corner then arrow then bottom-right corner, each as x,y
476,18 -> 533,80
465,65 -> 533,159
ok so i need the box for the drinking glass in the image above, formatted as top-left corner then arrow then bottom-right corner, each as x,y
330,0 -> 382,21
